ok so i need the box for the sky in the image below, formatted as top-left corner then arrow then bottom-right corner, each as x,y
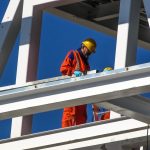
0,0 -> 150,139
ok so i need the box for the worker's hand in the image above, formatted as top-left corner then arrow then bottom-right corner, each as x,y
74,70 -> 82,77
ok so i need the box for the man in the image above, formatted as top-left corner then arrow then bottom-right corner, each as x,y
60,38 -> 97,128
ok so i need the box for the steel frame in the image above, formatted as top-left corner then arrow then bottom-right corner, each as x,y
97,95 -> 150,123
0,0 -> 150,149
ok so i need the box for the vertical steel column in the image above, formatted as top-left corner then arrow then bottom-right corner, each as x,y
143,0 -> 150,27
114,0 -> 141,69
111,0 -> 141,119
11,1 -> 42,137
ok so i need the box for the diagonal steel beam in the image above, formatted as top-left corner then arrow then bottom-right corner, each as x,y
97,95 -> 150,124
0,0 -> 23,75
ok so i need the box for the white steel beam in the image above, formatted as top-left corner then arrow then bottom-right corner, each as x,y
0,0 -> 23,75
0,118 -> 148,150
143,0 -> 150,27
114,0 -> 141,69
97,95 -> 150,124
0,63 -> 150,120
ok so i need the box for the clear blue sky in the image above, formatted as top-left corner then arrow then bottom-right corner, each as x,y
0,0 -> 150,139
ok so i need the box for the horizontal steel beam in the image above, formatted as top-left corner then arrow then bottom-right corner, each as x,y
94,14 -> 119,21
90,1 -> 119,21
0,118 -> 148,149
58,3 -> 90,19
0,63 -> 150,119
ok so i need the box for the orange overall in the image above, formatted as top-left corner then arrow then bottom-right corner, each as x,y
93,104 -> 110,121
60,49 -> 90,128
101,111 -> 110,120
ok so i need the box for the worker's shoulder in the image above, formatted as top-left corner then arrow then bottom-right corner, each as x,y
67,50 -> 76,60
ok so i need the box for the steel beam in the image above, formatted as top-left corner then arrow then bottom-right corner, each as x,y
0,0 -> 23,75
0,118 -> 148,150
90,1 -> 119,21
115,0 -> 141,69
58,3 -> 91,19
46,6 -> 150,50
94,14 -> 119,22
0,63 -> 150,120
111,0 -> 150,125
97,95 -> 150,124
59,1 -> 119,22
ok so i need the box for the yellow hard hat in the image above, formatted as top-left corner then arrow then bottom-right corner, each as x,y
82,38 -> 97,53
103,67 -> 113,71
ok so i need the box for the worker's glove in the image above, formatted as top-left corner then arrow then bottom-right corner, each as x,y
74,71 -> 82,77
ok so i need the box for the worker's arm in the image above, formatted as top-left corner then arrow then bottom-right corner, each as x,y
60,51 -> 75,76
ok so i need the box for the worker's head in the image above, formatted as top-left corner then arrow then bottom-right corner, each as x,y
81,38 -> 97,57
103,67 -> 113,72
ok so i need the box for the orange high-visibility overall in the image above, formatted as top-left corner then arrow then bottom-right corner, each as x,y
60,49 -> 90,128
93,104 -> 110,121
101,111 -> 110,120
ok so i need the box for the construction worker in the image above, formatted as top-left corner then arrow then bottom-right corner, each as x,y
60,38 -> 97,128
93,67 -> 113,121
